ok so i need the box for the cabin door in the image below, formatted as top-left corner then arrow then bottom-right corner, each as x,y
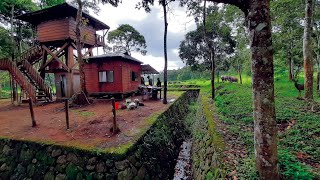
60,75 -> 67,97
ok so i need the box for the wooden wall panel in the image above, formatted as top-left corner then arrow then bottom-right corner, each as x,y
83,59 -> 141,94
37,18 -> 70,42
68,18 -> 96,46
37,17 -> 96,45
122,61 -> 141,92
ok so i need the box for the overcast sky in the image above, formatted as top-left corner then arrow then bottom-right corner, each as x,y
86,1 -> 196,71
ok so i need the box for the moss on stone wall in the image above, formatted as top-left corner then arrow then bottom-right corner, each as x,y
188,93 -> 226,180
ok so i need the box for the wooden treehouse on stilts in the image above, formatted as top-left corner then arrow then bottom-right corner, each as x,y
0,3 -> 108,102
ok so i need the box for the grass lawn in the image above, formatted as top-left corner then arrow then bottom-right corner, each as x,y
171,75 -> 320,179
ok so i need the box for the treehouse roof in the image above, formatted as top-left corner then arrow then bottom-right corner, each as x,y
16,3 -> 109,30
87,53 -> 143,64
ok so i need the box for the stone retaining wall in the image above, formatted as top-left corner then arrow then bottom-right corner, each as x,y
0,90 -> 199,180
190,94 -> 225,180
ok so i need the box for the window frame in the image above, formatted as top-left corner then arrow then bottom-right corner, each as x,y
131,71 -> 138,82
98,71 -> 107,83
98,70 -> 114,83
107,70 -> 114,83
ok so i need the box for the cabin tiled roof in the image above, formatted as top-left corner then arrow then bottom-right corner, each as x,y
16,3 -> 109,30
141,64 -> 159,74
87,53 -> 143,64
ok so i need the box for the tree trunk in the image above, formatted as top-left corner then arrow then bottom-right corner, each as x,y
10,5 -> 17,104
291,57 -> 294,79
317,72 -> 320,93
76,0 -> 87,95
288,41 -> 295,80
288,56 -> 294,80
303,0 -> 314,100
203,0 -> 215,99
317,62 -> 320,92
238,67 -> 243,84
247,1 -> 279,179
216,69 -> 220,83
211,51 -> 215,99
162,0 -> 168,104
202,1 -> 280,177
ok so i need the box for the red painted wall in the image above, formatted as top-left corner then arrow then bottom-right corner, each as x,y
83,58 -> 141,94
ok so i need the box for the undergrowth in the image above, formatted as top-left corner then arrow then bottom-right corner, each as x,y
178,75 -> 319,178
213,75 -> 319,178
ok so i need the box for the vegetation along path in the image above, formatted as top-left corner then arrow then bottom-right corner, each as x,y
168,76 -> 320,179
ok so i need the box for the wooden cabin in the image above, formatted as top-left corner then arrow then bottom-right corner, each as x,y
16,3 -> 109,101
84,53 -> 143,97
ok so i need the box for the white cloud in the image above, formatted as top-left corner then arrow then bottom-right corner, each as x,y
87,1 -> 195,70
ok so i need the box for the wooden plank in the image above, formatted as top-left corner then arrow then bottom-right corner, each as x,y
111,97 -> 119,135
40,44 -> 69,71
28,98 -> 37,127
40,49 -> 47,78
65,99 -> 69,129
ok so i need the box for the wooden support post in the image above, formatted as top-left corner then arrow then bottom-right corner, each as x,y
40,50 -> 47,79
111,97 -> 119,134
65,99 -> 69,129
28,98 -> 37,127
66,45 -> 75,97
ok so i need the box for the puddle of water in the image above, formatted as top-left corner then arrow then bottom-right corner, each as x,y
173,139 -> 193,180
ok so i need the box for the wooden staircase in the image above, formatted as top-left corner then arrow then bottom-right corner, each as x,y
0,45 -> 53,102
18,45 -> 43,65
18,59 -> 52,101
0,59 -> 37,101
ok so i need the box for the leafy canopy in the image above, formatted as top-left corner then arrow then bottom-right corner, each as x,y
179,5 -> 235,71
107,24 -> 147,55
0,0 -> 38,24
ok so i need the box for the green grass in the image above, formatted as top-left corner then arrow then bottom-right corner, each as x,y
72,110 -> 95,118
175,74 -> 320,178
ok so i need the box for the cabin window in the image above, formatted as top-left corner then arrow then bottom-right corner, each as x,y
99,71 -> 107,82
107,71 -> 114,82
131,71 -> 138,81
99,71 -> 114,83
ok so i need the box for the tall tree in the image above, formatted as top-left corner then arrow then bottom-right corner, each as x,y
303,0 -> 314,100
0,27 -> 12,58
183,0 -> 279,178
75,0 -> 86,95
74,0 -> 119,96
223,5 -> 249,84
107,24 -> 147,55
203,0 -> 216,99
313,0 -> 320,94
0,0 -> 37,104
137,0 -> 174,104
179,15 -> 235,85
0,0 -> 37,24
271,0 -> 304,80
160,0 -> 174,104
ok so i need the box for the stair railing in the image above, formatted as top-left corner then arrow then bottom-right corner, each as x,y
0,59 -> 37,101
21,59 -> 52,100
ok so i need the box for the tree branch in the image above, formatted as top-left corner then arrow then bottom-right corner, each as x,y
207,0 -> 249,15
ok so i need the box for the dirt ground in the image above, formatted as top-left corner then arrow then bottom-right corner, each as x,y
0,93 -> 182,152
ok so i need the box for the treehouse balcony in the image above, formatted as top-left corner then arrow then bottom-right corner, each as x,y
95,34 -> 105,47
